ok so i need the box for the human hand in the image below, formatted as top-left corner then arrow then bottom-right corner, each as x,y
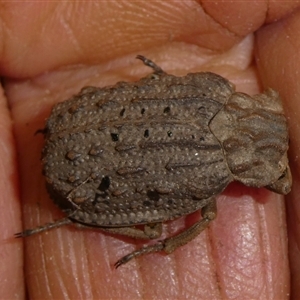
2,2 -> 300,299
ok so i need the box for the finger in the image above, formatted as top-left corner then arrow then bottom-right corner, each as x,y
0,86 -> 24,298
6,2 -> 298,299
255,9 -> 300,299
0,1 -> 298,77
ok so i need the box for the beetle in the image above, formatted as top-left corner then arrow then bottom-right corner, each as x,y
16,56 -> 291,267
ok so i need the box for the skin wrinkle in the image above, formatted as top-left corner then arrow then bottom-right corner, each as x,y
81,238 -> 93,299
249,201 -> 266,298
193,19 -> 238,52
92,233 -> 108,296
250,201 -> 279,299
0,14 -> 8,61
169,264 -> 178,296
165,223 -> 179,298
57,13 -> 81,57
128,260 -> 143,299
108,236 -> 143,299
129,262 -> 143,299
151,1 -> 185,21
39,235 -> 52,298
139,223 -> 179,299
172,257 -> 180,298
72,240 -> 86,297
266,0 -> 270,21
206,225 -> 223,299
258,203 -> 271,299
214,197 -> 259,299
93,234 -> 110,297
113,3 -> 181,48
199,1 -> 275,39
59,267 -> 70,299
277,198 -> 288,294
127,1 -> 182,28
198,0 -> 241,38
0,2 -> 242,76
91,235 -> 103,298
293,197 -> 300,247
66,234 -> 82,297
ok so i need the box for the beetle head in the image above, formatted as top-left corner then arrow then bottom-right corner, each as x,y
210,88 -> 291,195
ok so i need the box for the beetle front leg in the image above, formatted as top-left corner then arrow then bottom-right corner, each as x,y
136,55 -> 165,75
115,198 -> 217,268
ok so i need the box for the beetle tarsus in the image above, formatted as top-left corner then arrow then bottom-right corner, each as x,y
15,217 -> 72,237
136,55 -> 165,74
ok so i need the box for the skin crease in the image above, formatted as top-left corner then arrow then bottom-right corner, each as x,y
1,1 -> 300,299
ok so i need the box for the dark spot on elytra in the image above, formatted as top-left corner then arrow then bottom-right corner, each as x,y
163,107 -> 170,113
144,129 -> 149,138
111,133 -> 119,142
143,200 -> 151,207
141,108 -> 145,115
120,108 -> 125,117
99,176 -> 110,191
147,190 -> 160,201
167,199 -> 174,205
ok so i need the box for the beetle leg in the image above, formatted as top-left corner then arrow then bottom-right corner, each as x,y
163,198 -> 217,253
66,176 -> 92,209
136,55 -> 165,75
115,198 -> 217,268
15,217 -> 72,237
144,223 -> 163,239
101,223 -> 162,240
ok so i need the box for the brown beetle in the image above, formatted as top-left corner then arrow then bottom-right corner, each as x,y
17,56 -> 291,267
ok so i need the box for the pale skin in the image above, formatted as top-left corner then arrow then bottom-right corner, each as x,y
1,1 -> 300,299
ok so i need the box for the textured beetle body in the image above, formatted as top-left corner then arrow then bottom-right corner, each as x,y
44,72 -> 237,227
18,56 -> 291,266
